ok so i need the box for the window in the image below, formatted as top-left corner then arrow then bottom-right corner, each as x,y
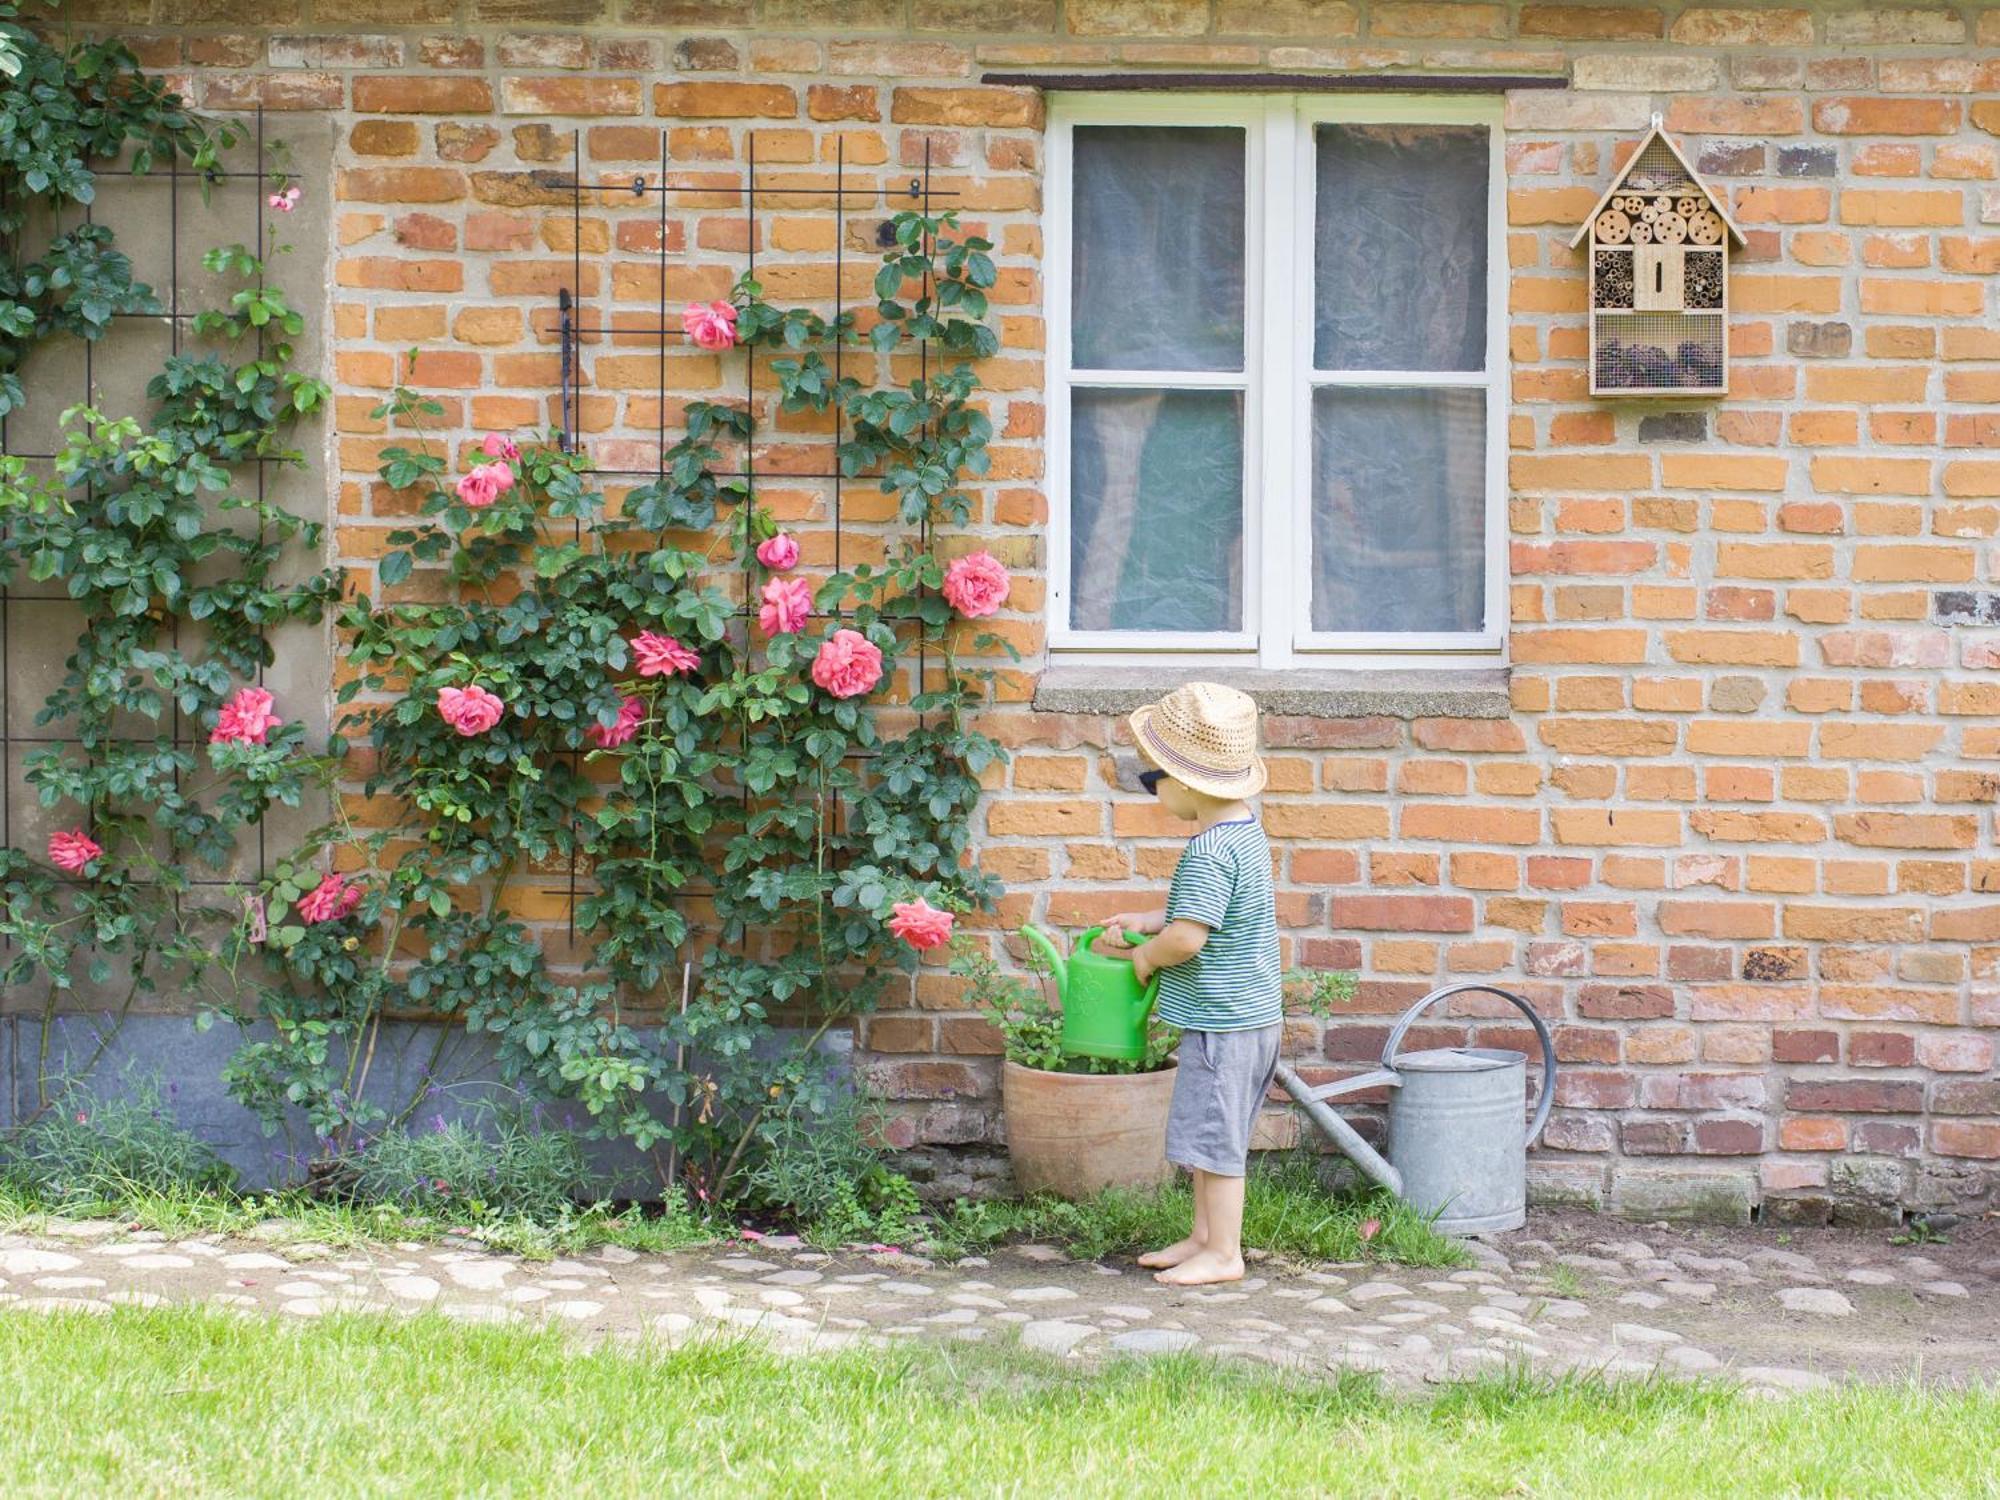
1046,95 -> 1505,668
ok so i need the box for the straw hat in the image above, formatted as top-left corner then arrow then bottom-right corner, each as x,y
1129,681 -> 1267,801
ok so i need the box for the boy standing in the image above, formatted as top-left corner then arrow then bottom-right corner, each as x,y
1099,681 -> 1282,1287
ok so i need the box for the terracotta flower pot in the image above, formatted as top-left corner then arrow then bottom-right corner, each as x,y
1002,1059 -> 1178,1200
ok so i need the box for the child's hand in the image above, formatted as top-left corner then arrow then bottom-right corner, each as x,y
1131,946 -> 1158,988
1107,910 -> 1166,938
1091,929 -> 1137,957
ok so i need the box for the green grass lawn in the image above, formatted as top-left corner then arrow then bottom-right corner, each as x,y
2,1307 -> 1993,1499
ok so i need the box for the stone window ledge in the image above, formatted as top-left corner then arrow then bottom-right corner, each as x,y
1031,665 -> 1512,721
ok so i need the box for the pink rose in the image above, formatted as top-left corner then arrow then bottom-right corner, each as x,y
630,631 -> 700,678
267,186 -> 301,213
296,872 -> 363,925
48,829 -> 103,875
210,686 -> 281,745
811,628 -> 884,700
758,576 -> 813,637
682,300 -> 738,352
455,461 -> 515,510
888,899 -> 954,952
437,684 -> 506,736
480,432 -> 521,462
588,695 -> 646,749
942,550 -> 1011,619
756,532 -> 800,571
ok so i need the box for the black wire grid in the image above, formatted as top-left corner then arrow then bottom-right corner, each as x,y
544,131 -> 958,936
0,109 -> 280,897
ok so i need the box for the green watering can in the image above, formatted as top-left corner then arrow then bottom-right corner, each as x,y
1020,924 -> 1163,1062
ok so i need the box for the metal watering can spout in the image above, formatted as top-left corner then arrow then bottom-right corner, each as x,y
1282,1066 -> 1406,1198
1018,924 -> 1068,1000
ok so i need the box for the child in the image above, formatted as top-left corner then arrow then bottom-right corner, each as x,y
1098,681 -> 1281,1287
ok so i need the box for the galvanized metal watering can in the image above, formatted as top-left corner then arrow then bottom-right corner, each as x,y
1019,924 -> 1162,1063
1276,983 -> 1557,1236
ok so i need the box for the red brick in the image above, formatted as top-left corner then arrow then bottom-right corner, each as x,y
1784,1079 -> 1923,1113
656,82 -> 799,119
354,76 -> 494,114
1813,98 -> 1962,135
1773,1029 -> 1840,1063
1330,894 -> 1475,933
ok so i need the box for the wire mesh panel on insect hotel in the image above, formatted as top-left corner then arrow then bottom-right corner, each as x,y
1570,117 -> 1745,398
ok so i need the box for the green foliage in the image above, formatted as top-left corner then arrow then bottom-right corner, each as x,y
340,1107 -> 599,1223
0,1075 -> 235,1204
740,1089 -> 924,1248
1287,966 -> 1359,1015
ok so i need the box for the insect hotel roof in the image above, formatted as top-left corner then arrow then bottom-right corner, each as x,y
1568,116 -> 1748,252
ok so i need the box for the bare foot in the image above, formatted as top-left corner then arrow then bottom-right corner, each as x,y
1153,1249 -> 1245,1286
1137,1235 -> 1204,1269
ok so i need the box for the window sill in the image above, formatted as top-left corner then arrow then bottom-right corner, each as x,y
1031,664 -> 1512,720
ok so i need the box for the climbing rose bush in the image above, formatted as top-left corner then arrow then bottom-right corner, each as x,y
279,206 -> 1009,1193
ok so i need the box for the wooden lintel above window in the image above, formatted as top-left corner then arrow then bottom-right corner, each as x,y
979,72 -> 1569,93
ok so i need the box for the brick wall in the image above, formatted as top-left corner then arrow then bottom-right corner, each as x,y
54,0 -> 2000,1222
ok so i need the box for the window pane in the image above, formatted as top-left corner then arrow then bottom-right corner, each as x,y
1070,389 -> 1244,632
1071,126 -> 1245,372
1311,387 -> 1484,634
1314,124 -> 1488,372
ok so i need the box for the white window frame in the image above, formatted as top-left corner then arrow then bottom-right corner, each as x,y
1045,92 -> 1507,671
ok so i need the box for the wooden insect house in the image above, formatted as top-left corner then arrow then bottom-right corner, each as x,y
1571,116 -> 1745,397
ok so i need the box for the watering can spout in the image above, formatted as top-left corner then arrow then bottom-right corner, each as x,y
1018,924 -> 1067,997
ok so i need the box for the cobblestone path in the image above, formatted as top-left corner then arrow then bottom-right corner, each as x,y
4,1209 -> 1994,1395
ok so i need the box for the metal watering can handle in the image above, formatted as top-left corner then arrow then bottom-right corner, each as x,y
1381,983 -> 1558,1148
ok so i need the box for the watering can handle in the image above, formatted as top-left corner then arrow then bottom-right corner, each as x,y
1381,983 -> 1558,1149
1076,925 -> 1163,1012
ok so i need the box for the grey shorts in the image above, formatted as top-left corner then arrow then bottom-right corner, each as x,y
1164,1023 -> 1283,1177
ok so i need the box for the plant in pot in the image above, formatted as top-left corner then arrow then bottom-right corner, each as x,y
956,936 -> 1180,1200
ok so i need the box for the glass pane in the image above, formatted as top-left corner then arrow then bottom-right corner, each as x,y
1071,125 -> 1245,372
1314,124 -> 1489,372
1311,387 -> 1484,634
1070,389 -> 1244,633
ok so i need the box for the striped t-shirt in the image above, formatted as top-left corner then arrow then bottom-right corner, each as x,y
1156,817 -> 1283,1033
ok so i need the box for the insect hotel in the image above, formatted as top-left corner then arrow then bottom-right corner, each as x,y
1572,116 -> 1746,398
